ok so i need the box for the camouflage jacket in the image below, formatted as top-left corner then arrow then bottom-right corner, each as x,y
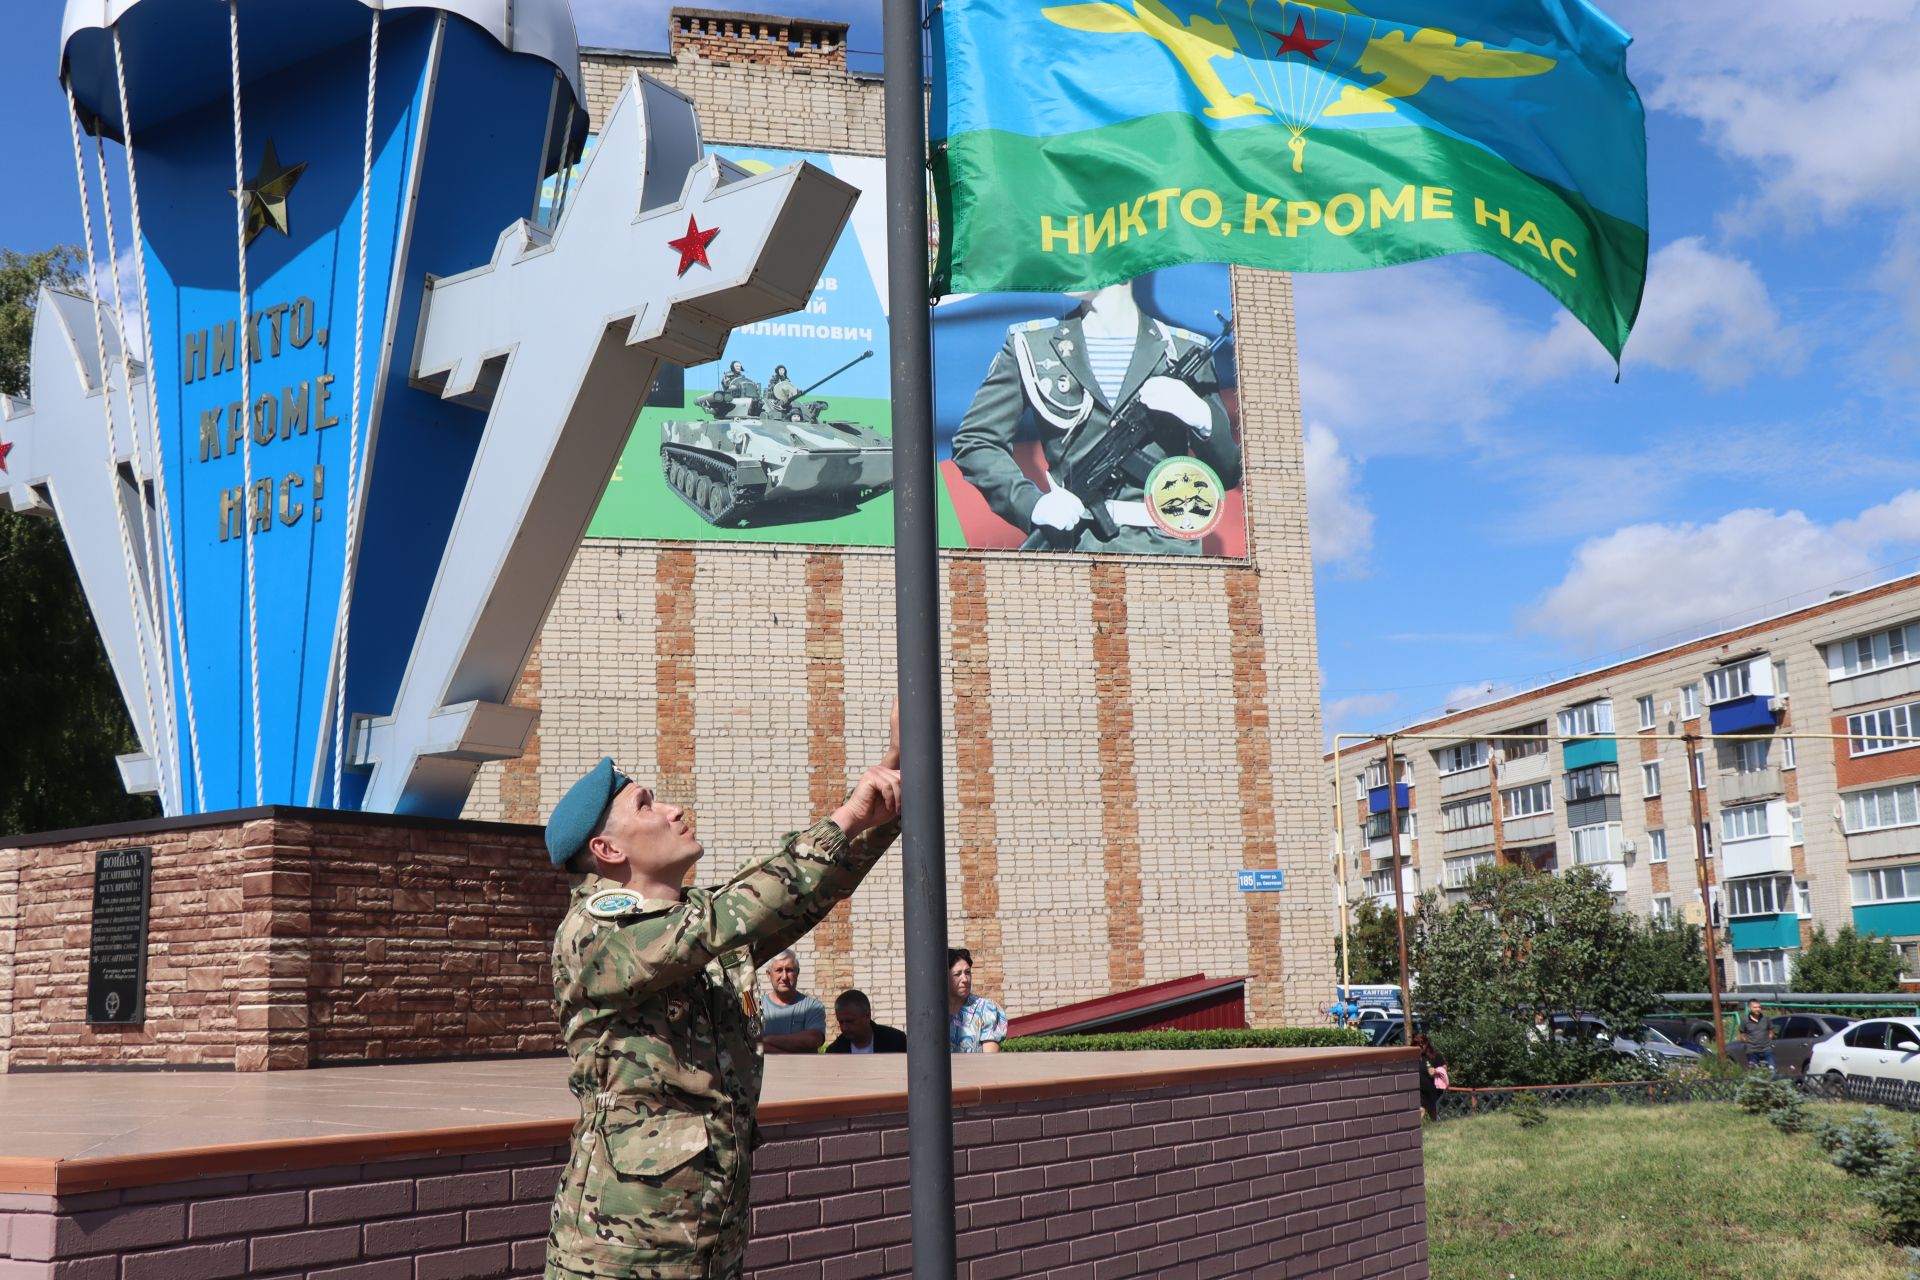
546,816 -> 896,1276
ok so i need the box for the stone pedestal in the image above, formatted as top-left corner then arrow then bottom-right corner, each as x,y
0,808 -> 559,1072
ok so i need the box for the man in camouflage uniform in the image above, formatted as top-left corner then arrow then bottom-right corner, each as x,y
951,281 -> 1238,555
543,719 -> 900,1279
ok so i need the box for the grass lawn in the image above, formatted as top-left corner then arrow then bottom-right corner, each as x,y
1425,1102 -> 1912,1280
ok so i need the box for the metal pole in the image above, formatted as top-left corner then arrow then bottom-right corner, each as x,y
1683,732 -> 1728,1057
1334,773 -> 1350,991
1384,738 -> 1414,1040
882,2 -> 957,1277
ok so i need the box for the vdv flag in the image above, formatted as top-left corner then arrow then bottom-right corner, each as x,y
931,0 -> 1648,359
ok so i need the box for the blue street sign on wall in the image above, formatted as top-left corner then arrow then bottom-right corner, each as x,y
1236,870 -> 1286,892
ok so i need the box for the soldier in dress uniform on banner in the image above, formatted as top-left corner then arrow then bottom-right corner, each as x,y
951,278 -> 1239,555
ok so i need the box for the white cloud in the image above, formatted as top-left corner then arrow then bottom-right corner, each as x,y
1524,492 -> 1920,650
1440,681 -> 1516,714
1322,693 -> 1399,748
1304,423 -> 1373,573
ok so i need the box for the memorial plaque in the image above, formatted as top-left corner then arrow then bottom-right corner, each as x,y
85,847 -> 153,1025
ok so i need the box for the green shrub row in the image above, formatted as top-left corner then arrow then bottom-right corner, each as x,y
1002,1027 -> 1369,1053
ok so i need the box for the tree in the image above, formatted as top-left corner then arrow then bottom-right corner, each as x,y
1627,915 -> 1708,995
1336,895 -> 1403,984
0,246 -> 158,835
1409,863 -> 1660,1086
1791,925 -> 1904,994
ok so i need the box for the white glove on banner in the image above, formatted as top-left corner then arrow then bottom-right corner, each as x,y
1030,487 -> 1088,531
1138,375 -> 1212,437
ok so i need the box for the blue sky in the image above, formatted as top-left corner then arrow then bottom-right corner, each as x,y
8,1 -> 1919,745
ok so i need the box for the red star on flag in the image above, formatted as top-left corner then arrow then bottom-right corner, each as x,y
667,217 -> 720,276
0,437 -> 12,474
1269,15 -> 1333,61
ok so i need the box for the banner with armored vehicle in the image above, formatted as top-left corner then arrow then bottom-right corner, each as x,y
587,145 -> 1247,559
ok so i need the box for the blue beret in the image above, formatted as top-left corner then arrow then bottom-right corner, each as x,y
546,756 -> 631,867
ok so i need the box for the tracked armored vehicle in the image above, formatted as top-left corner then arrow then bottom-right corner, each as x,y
659,351 -> 892,527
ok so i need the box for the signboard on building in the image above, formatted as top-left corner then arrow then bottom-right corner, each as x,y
586,145 -> 1248,559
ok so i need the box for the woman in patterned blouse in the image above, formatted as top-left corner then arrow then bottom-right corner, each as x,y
947,947 -> 1008,1053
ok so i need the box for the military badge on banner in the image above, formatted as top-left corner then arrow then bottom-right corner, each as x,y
1144,457 -> 1224,540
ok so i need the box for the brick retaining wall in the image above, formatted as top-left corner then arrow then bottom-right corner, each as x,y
0,1059 -> 1424,1278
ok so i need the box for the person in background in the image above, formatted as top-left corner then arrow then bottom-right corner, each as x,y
824,989 -> 907,1054
947,947 -> 1008,1054
1736,999 -> 1774,1072
1412,1032 -> 1448,1120
760,949 -> 826,1054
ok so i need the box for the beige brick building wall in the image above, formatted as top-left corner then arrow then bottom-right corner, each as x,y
463,11 -> 1333,1028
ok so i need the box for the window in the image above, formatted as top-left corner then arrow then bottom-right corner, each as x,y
1572,822 -> 1622,865
1436,741 -> 1488,774
1844,782 -> 1920,834
1649,829 -> 1667,863
1795,879 -> 1812,918
1363,811 -> 1399,841
1828,622 -> 1920,680
1699,822 -> 1713,859
1846,1023 -> 1889,1051
1503,781 -> 1553,819
1441,795 -> 1493,832
1722,802 -> 1771,842
1774,660 -> 1789,698
1847,700 -> 1920,756
1736,950 -> 1787,986
1693,750 -> 1706,789
1565,765 -> 1620,802
1725,874 -> 1792,917
1901,942 -> 1920,983
1637,695 -> 1656,730
1782,736 -> 1797,770
1790,804 -> 1804,845
1443,851 -> 1495,889
1557,700 -> 1614,738
1499,722 -> 1549,760
1642,762 -> 1661,798
1681,684 -> 1700,718
1706,662 -> 1753,705
1734,739 -> 1771,773
1652,894 -> 1673,923
1851,863 -> 1920,904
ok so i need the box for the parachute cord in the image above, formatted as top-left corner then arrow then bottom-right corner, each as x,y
116,25 -> 206,811
328,7 -> 379,808
227,0 -> 266,805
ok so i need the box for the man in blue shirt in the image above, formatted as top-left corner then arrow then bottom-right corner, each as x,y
760,949 -> 826,1053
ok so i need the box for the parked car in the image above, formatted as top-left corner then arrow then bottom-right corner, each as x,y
1807,1018 -> 1920,1094
1545,1015 -> 1697,1069
1366,1016 -> 1426,1047
1766,1013 -> 1854,1079
1644,1014 -> 1717,1051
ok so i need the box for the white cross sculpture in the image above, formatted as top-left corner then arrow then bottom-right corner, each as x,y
356,73 -> 859,814
2,290 -> 175,808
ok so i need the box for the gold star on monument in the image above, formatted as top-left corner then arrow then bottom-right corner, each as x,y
230,139 -> 308,247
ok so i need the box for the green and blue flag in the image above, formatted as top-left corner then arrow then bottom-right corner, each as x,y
931,0 -> 1648,359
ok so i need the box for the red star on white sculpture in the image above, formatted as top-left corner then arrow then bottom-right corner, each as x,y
667,217 -> 720,276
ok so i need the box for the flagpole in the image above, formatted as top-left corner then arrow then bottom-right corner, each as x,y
883,0 -> 958,1276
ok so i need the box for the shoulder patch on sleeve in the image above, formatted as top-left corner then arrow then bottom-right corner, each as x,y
585,888 -> 648,920
1010,318 -> 1053,335
1166,323 -> 1204,345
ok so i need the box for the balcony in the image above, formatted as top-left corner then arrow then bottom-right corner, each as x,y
1442,825 -> 1494,854
1726,913 -> 1801,951
1439,764 -> 1490,798
1719,766 -> 1783,805
1503,813 -> 1555,844
1367,783 -> 1411,814
1570,858 -> 1628,893
1562,738 -> 1618,770
1846,826 -> 1920,863
1830,661 -> 1920,711
1367,834 -> 1413,863
1721,832 -> 1794,880
1498,750 -> 1550,786
1365,866 -> 1419,906
1709,694 -> 1782,736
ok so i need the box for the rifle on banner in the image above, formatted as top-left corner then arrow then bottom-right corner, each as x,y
1019,315 -> 1234,551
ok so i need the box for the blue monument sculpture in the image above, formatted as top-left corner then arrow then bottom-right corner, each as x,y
2,0 -> 856,818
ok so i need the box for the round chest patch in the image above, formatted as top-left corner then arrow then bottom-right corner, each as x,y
586,889 -> 644,920
1144,456 -> 1225,540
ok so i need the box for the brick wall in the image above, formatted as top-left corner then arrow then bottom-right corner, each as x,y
0,811 -> 556,1072
0,1057 -> 1425,1279
460,25 -> 1334,1030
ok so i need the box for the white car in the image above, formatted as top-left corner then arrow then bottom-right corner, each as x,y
1807,1017 -> 1920,1095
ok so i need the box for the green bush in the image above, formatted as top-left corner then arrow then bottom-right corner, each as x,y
1509,1093 -> 1546,1128
1866,1143 -> 1920,1246
1823,1110 -> 1904,1179
1002,1027 -> 1368,1053
1736,1073 -> 1802,1116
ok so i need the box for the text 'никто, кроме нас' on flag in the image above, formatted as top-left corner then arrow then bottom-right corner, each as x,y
930,0 -> 1648,361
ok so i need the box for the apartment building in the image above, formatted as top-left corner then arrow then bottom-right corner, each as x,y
1328,574 -> 1920,991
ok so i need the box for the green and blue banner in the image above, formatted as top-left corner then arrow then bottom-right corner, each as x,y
932,0 -> 1648,359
